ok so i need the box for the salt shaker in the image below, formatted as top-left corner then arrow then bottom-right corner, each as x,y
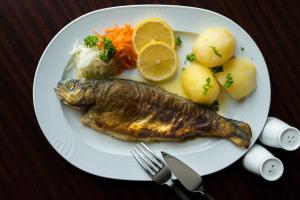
242,144 -> 284,181
259,117 -> 300,151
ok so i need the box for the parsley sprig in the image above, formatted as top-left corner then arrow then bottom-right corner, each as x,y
99,37 -> 116,63
209,46 -> 222,57
84,35 -> 99,48
175,36 -> 182,47
184,52 -> 196,64
224,73 -> 234,88
203,77 -> 213,96
211,100 -> 219,112
211,66 -> 223,74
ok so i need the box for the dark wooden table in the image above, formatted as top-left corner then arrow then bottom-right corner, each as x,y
0,0 -> 299,199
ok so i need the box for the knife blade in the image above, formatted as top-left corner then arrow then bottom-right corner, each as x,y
162,151 -> 214,200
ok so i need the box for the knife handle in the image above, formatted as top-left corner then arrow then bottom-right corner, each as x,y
168,180 -> 191,200
168,181 -> 215,200
196,188 -> 215,200
169,180 -> 215,200
201,192 -> 214,200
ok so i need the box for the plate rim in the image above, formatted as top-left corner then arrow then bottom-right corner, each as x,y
33,4 -> 271,181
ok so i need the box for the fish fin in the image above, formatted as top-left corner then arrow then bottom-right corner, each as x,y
227,119 -> 252,148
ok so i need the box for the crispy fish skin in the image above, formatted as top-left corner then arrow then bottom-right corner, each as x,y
55,78 -> 252,148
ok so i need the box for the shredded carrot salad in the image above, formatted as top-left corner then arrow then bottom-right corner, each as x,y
96,24 -> 137,69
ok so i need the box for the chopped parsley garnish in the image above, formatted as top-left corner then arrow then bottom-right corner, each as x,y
175,36 -> 182,47
184,52 -> 196,64
182,67 -> 185,71
99,37 -> 116,63
209,46 -> 222,57
203,77 -> 213,96
84,35 -> 99,48
211,100 -> 219,112
211,66 -> 223,74
240,47 -> 245,51
224,73 -> 234,88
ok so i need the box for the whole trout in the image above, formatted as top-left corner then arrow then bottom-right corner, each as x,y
55,78 -> 252,148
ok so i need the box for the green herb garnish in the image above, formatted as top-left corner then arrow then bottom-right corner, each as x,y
175,36 -> 182,47
209,46 -> 222,57
184,52 -> 196,64
84,35 -> 99,48
240,47 -> 245,51
182,67 -> 185,71
224,73 -> 234,88
211,100 -> 219,111
99,37 -> 116,63
211,66 -> 223,74
203,77 -> 213,96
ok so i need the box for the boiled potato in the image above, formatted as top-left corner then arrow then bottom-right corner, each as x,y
181,62 -> 220,105
215,58 -> 256,100
192,27 -> 235,68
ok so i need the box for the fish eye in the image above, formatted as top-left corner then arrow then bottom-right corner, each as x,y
66,80 -> 75,90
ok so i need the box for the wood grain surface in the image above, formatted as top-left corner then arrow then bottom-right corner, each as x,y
0,0 -> 299,199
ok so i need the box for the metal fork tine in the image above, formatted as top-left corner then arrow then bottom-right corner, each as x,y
136,144 -> 161,170
140,142 -> 165,166
131,149 -> 154,178
134,147 -> 158,173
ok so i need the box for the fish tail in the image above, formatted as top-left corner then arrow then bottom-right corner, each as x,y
226,119 -> 252,148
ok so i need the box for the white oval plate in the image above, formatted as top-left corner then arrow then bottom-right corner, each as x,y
33,5 -> 270,180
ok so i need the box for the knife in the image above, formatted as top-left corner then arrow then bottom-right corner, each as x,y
162,152 -> 214,200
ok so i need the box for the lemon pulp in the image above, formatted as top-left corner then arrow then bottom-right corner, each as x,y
137,41 -> 177,82
133,18 -> 175,54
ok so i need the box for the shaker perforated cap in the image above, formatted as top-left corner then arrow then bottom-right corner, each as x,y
260,157 -> 284,181
278,127 -> 300,151
259,117 -> 300,151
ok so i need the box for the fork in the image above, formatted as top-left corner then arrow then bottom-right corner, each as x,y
131,142 -> 190,200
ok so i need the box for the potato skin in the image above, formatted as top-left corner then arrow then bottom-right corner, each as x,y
192,27 -> 235,68
180,62 -> 220,105
215,58 -> 256,100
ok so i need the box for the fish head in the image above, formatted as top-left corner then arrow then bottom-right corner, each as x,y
54,79 -> 95,108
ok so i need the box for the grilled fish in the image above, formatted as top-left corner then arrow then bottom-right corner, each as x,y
55,78 -> 252,148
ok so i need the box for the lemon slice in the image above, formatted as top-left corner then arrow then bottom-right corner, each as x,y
133,18 -> 175,54
137,41 -> 178,82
